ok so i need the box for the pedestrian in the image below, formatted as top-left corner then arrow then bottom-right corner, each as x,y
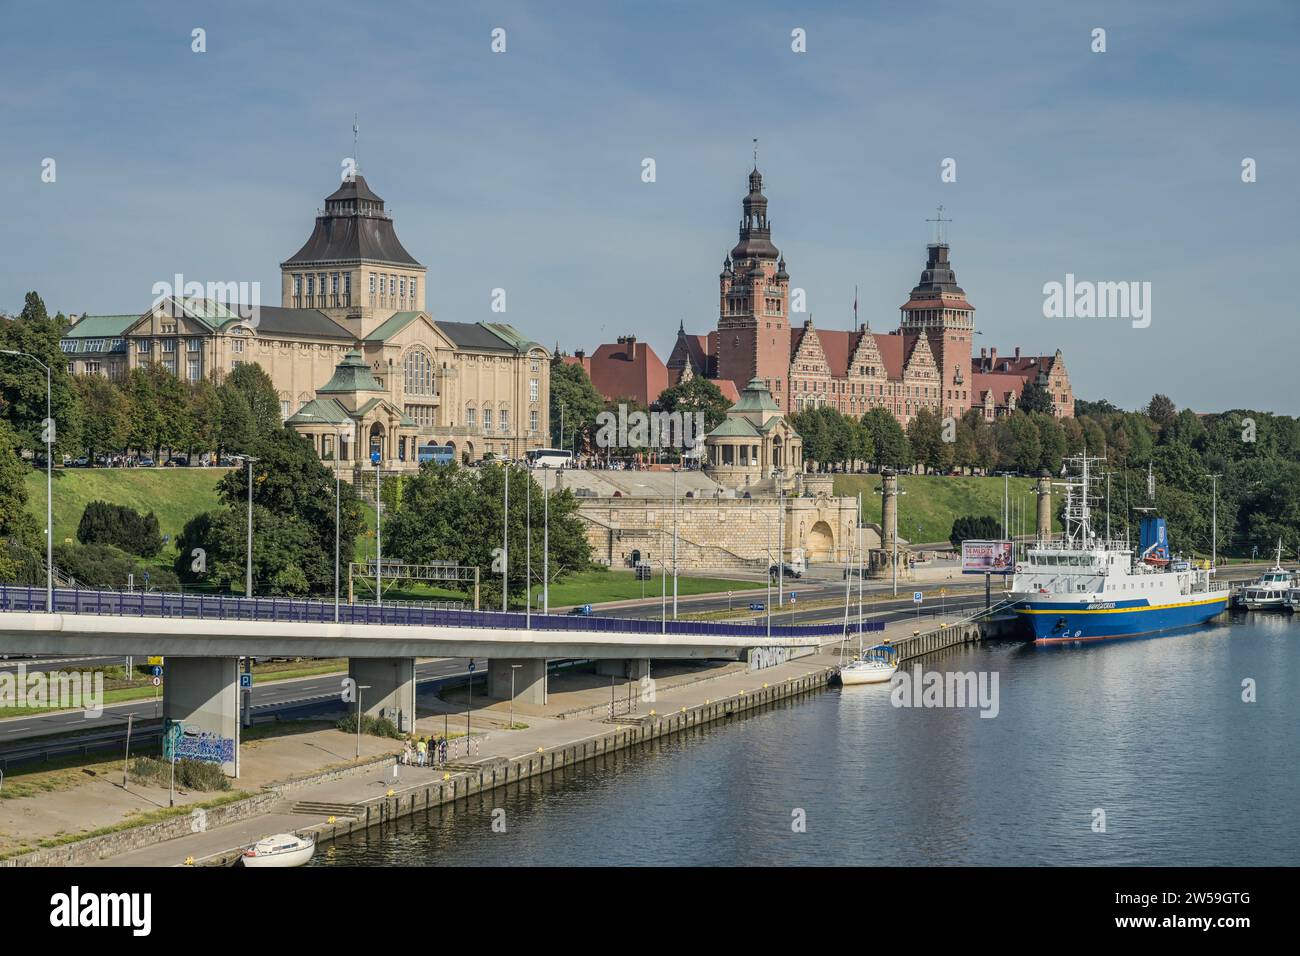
439,736 -> 448,765
402,738 -> 412,766
417,736 -> 427,767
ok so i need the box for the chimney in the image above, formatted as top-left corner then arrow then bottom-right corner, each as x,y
990,347 -> 998,366
980,347 -> 987,360
575,349 -> 585,361
1014,346 -> 1021,361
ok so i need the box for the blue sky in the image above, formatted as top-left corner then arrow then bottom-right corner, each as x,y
3,0 -> 1297,413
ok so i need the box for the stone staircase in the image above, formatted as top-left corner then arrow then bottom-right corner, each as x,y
289,800 -> 363,820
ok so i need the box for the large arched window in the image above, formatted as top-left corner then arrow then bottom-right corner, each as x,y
404,348 -> 434,396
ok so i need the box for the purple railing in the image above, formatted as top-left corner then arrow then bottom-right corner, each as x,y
0,585 -> 884,640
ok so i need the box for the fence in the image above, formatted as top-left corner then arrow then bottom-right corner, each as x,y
0,585 -> 886,641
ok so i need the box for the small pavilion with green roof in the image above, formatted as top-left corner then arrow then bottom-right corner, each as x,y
702,377 -> 801,490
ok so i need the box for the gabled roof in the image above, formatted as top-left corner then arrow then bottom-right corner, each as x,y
239,306 -> 352,340
354,396 -> 417,426
732,377 -> 780,413
65,314 -> 138,338
707,416 -> 762,439
435,320 -> 523,353
285,397 -> 352,426
363,311 -> 425,342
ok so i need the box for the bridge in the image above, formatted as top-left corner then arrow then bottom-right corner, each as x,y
0,585 -> 882,778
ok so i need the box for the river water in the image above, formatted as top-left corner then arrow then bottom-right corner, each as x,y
313,613 -> 1298,866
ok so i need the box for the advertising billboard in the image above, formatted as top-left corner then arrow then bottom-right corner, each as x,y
961,540 -> 1014,574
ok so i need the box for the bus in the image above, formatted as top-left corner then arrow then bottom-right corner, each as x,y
417,443 -> 456,466
526,448 -> 572,469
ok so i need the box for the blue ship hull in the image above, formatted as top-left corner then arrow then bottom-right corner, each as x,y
1016,594 -> 1230,642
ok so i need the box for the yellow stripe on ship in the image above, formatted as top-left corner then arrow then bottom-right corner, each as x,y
1016,594 -> 1229,615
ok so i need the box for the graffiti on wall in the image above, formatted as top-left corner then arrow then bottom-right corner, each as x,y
164,721 -> 235,764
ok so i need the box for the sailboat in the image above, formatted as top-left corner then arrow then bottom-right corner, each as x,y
837,501 -> 898,685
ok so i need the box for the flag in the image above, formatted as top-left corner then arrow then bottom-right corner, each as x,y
853,285 -> 858,326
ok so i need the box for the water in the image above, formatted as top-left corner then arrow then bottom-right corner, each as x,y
314,613 -> 1298,866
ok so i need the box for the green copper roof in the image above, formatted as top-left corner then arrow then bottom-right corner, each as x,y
354,397 -> 417,427
731,377 -> 780,412
363,311 -> 424,342
707,417 -> 762,439
285,398 -> 351,426
317,350 -> 384,394
66,314 -> 139,338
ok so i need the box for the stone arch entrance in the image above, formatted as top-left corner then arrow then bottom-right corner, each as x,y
368,422 -> 386,461
806,520 -> 834,562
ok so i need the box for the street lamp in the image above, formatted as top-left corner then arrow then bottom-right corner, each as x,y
0,350 -> 52,612
542,464 -> 551,615
231,454 -> 259,729
297,413 -> 348,622
373,450 -> 382,607
1205,473 -> 1222,572
672,466 -> 679,619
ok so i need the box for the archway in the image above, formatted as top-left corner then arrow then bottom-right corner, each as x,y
806,520 -> 835,562
368,422 -> 386,461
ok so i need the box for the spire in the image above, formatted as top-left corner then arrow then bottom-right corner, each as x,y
731,157 -> 779,262
925,204 -> 951,245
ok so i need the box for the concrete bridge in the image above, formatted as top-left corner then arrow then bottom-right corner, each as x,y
0,585 -> 881,778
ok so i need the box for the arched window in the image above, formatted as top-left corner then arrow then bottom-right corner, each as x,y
404,348 -> 434,396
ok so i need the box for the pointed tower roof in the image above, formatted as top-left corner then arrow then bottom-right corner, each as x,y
730,166 -> 780,261
283,174 -> 422,268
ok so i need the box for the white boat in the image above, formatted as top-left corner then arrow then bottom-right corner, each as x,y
839,646 -> 898,685
242,833 -> 315,868
1232,540 -> 1293,611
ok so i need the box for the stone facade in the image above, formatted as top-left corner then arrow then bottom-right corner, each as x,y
61,171 -> 550,468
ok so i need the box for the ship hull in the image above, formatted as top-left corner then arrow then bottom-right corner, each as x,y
1015,594 -> 1230,643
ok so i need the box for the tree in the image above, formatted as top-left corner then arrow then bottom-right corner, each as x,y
549,358 -> 604,450
186,378 -> 222,460
1032,413 -> 1066,475
222,363 -> 282,439
74,375 -> 130,460
0,419 -> 42,583
76,501 -> 162,557
383,461 -> 591,606
1146,393 -> 1177,430
653,376 -> 732,438
861,407 -> 912,471
906,407 -> 950,474
1018,380 -> 1054,415
0,291 -> 83,457
949,515 -> 1002,548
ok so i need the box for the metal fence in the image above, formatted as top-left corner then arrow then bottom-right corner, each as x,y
0,584 -> 885,640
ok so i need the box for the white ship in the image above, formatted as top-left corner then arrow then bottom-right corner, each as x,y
1232,540 -> 1293,611
1009,454 -> 1229,642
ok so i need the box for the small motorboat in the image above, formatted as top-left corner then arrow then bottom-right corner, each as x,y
242,833 -> 315,868
839,644 -> 898,686
1232,539 -> 1293,611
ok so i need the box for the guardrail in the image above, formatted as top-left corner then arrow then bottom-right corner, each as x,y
0,584 -> 886,641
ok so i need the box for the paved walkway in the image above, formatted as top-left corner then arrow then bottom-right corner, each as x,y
92,652 -> 840,866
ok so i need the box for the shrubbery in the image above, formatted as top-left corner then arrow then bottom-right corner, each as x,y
76,501 -> 162,557
129,755 -> 231,791
53,542 -> 180,591
336,712 -> 404,739
949,515 -> 1003,549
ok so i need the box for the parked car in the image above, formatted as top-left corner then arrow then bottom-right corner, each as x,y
138,457 -> 156,467
769,563 -> 803,579
165,456 -> 189,467
70,456 -> 90,467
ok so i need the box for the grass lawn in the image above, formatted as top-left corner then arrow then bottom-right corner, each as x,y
23,467 -> 227,550
372,568 -> 763,609
834,474 -> 1062,545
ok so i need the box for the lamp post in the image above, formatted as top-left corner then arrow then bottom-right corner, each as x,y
297,414 -> 346,622
0,350 -> 52,612
232,454 -> 259,729
672,467 -> 679,619
502,464 -> 510,613
542,464 -> 550,615
525,472 -> 532,629
372,450 -> 382,607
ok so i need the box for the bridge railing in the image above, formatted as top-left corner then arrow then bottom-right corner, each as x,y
0,584 -> 885,641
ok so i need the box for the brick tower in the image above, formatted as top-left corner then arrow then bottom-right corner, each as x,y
898,214 -> 976,421
716,166 -> 791,406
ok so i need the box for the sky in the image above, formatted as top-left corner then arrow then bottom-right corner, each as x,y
2,0 -> 1297,414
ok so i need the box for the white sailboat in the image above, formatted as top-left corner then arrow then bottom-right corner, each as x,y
242,833 -> 316,868
837,507 -> 898,685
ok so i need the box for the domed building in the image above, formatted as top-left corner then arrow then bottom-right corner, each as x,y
702,377 -> 801,491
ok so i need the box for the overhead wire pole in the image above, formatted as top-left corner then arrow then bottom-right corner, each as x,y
672,467 -> 679,619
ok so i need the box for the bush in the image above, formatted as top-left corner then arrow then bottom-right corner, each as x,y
335,712 -> 404,739
76,501 -> 162,557
54,542 -> 178,591
949,515 -> 1003,549
128,756 -> 231,791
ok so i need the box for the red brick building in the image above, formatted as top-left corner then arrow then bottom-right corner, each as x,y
562,335 -> 670,407
667,165 -> 1075,426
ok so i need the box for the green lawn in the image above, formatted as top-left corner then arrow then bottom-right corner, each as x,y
24,467 -> 228,549
834,474 -> 1062,545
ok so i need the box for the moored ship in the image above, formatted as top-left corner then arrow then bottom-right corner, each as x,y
1009,453 -> 1229,642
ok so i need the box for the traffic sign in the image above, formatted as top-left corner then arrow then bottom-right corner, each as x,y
370,451 -> 381,465
239,673 -> 253,689
152,677 -> 161,687
913,591 -> 923,604
150,666 -> 162,677
749,602 -> 765,612
147,656 -> 163,666
467,661 -> 476,673
790,592 -> 798,604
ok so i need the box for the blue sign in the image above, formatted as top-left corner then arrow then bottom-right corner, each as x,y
749,602 -> 765,612
151,665 -> 162,677
467,660 -> 476,672
370,451 -> 381,465
240,673 -> 253,689
913,591 -> 923,604
790,592 -> 797,604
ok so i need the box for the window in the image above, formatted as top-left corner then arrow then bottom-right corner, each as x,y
60,339 -> 77,352
280,400 -> 290,420
137,339 -> 151,354
331,273 -> 339,295
306,275 -> 315,295
162,359 -> 176,375
369,274 -> 376,295
85,361 -> 101,375
404,349 -> 434,396
499,409 -> 509,432
293,275 -> 302,297
187,358 -> 201,382
466,406 -> 477,428
389,276 -> 396,295
399,277 -> 406,297
483,408 -> 493,431
161,338 -> 176,353
188,337 -> 202,352
529,378 -> 539,402
529,410 -> 539,433
410,277 -> 417,302
232,337 -> 244,353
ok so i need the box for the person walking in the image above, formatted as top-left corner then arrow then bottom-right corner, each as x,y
416,736 -> 427,767
439,736 -> 448,766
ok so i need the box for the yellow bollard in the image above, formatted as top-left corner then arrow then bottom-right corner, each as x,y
327,815 -> 337,825
184,856 -> 195,866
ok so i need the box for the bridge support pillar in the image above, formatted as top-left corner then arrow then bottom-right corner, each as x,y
348,658 -> 416,733
594,658 -> 651,681
162,657 -> 241,778
487,658 -> 547,705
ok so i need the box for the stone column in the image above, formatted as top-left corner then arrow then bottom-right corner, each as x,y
347,658 -> 417,733
1036,470 -> 1052,543
487,658 -> 547,705
163,657 -> 241,778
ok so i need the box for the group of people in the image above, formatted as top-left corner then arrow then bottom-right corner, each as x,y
401,735 -> 449,768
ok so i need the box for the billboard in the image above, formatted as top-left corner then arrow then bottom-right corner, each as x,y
962,539 -> 1014,574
